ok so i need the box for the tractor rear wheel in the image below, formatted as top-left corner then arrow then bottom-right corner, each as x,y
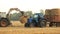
39,20 -> 46,27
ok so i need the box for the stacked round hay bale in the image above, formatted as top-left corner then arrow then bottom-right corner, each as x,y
45,8 -> 60,15
51,9 -> 60,15
45,9 -> 51,15
45,8 -> 60,22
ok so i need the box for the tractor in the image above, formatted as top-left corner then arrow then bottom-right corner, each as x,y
0,8 -> 24,27
25,13 -> 46,27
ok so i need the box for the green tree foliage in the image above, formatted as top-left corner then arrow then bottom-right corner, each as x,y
25,11 -> 33,16
10,13 -> 21,21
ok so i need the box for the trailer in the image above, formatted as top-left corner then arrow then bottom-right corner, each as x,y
44,9 -> 60,27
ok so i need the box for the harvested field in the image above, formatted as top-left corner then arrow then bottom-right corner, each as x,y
10,21 -> 25,27
0,21 -> 60,34
0,27 -> 60,34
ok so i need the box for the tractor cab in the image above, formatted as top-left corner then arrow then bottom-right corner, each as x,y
32,13 -> 45,22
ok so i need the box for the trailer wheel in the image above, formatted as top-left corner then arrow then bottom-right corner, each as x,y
49,22 -> 56,27
0,19 -> 9,27
49,23 -> 52,27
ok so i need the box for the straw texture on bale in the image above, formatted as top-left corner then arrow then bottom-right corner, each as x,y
45,9 -> 60,15
20,16 -> 28,23
45,9 -> 51,15
45,9 -> 60,22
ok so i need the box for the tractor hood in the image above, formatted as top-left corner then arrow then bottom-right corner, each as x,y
0,12 -> 6,18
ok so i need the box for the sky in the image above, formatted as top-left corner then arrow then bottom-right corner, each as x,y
0,0 -> 60,14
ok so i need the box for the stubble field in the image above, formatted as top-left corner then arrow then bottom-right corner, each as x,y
0,21 -> 60,34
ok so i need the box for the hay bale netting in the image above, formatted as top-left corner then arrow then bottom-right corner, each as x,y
45,9 -> 60,15
20,16 -> 28,23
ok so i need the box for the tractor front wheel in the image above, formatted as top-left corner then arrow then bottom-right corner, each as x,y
0,19 -> 9,27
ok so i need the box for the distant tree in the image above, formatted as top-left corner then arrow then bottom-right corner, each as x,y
40,9 -> 45,15
25,11 -> 33,16
10,12 -> 21,21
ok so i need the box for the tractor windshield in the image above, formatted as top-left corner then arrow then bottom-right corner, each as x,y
33,15 -> 38,18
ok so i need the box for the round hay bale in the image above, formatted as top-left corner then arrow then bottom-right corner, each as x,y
20,16 -> 28,24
